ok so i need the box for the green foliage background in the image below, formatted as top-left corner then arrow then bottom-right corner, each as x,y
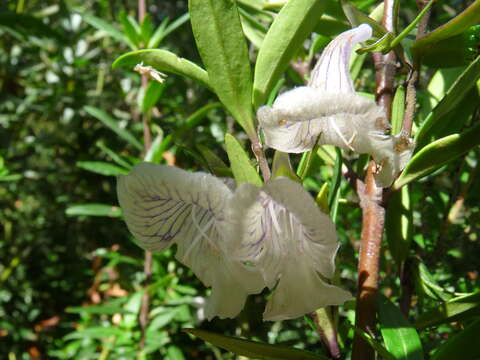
1,0 -> 479,359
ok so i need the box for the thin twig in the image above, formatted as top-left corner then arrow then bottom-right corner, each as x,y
137,0 -> 152,352
398,0 -> 433,318
402,0 -> 433,135
352,1 -> 396,358
251,131 -> 271,181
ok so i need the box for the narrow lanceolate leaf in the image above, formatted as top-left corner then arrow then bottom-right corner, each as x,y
76,161 -> 129,176
415,56 -> 480,145
391,85 -> 405,135
416,292 -> 480,329
66,204 -> 122,217
431,319 -> 480,360
394,122 -> 480,190
79,13 -> 126,43
412,1 -> 480,61
189,0 -> 255,136
253,0 -> 325,108
184,329 -> 329,360
225,133 -> 262,186
112,49 -> 211,90
84,106 -> 143,150
385,186 -> 412,264
379,296 -> 424,360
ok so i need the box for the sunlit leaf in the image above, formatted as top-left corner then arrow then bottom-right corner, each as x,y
394,122 -> 480,189
412,1 -> 480,61
379,296 -> 424,360
253,0 -> 326,108
112,49 -> 211,90
66,204 -> 122,218
416,292 -> 480,329
225,133 -> 262,186
76,161 -> 128,176
189,0 -> 255,136
415,56 -> 480,145
385,186 -> 412,264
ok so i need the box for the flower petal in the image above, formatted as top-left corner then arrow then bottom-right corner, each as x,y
230,177 -> 350,320
263,257 -> 352,321
117,163 -> 264,319
369,133 -> 415,187
258,87 -> 387,153
309,24 -> 372,93
117,163 -> 230,253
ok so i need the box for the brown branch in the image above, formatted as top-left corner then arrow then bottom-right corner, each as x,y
251,131 -> 271,182
137,0 -> 152,351
402,0 -> 433,135
352,1 -> 396,358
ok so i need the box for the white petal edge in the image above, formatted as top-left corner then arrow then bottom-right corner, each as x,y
309,23 -> 373,93
258,88 -> 388,153
229,177 -> 350,320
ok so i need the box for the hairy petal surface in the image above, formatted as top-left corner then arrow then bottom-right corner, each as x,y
117,163 -> 264,319
258,23 -> 414,187
230,177 -> 351,320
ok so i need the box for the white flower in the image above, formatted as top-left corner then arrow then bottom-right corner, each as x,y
229,177 -> 351,321
117,163 -> 350,321
257,24 -> 414,187
117,163 -> 264,320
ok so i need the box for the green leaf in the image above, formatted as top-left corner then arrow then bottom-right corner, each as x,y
415,56 -> 480,145
412,1 -> 480,62
315,182 -> 330,213
76,161 -> 128,176
394,122 -> 480,189
189,0 -> 255,136
391,85 -> 405,135
225,133 -> 262,186
140,14 -> 154,45
66,204 -> 122,218
166,346 -> 185,360
67,305 -> 132,315
119,12 -> 141,49
96,142 -> 133,169
84,106 -> 143,150
379,296 -> 424,360
184,328 -> 328,360
141,80 -> 166,113
64,326 -> 125,340
148,13 -> 190,48
414,260 -> 453,302
197,145 -> 233,177
0,12 -> 65,41
328,148 -> 343,222
416,292 -> 480,329
144,132 -> 164,163
349,326 -> 397,360
80,12 -> 125,43
112,49 -> 211,90
253,0 -> 326,108
431,319 -> 480,360
385,186 -> 412,264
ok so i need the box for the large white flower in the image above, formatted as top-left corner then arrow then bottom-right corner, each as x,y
117,163 -> 264,320
117,163 -> 351,321
257,24 -> 414,187
229,177 -> 351,321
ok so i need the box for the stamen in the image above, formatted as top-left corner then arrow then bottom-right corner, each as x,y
328,117 -> 355,151
181,206 -> 215,262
